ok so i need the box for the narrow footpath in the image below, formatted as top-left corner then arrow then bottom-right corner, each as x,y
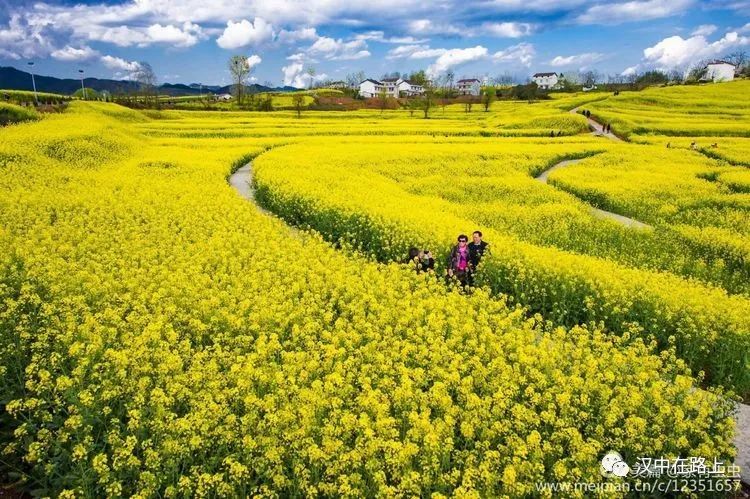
570,106 -> 624,141
535,158 -> 651,229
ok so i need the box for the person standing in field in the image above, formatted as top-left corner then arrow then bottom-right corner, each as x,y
406,247 -> 435,274
447,235 -> 471,287
419,250 -> 435,273
468,231 -> 490,285
406,247 -> 420,272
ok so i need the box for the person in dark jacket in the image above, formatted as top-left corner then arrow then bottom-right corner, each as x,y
406,247 -> 435,274
446,235 -> 471,286
419,250 -> 435,273
468,231 -> 489,285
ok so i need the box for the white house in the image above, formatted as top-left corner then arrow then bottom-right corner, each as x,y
217,93 -> 233,101
532,72 -> 559,89
359,79 -> 382,98
381,77 -> 400,97
703,61 -> 736,82
359,78 -> 425,98
457,78 -> 481,96
399,79 -> 424,96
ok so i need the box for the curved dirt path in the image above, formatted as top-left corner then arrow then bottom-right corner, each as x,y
535,159 -> 651,229
229,163 -> 264,209
230,159 -> 748,488
229,162 -> 301,236
535,107 -> 647,228
570,106 -> 624,141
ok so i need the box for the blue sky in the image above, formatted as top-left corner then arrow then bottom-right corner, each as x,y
0,0 -> 748,87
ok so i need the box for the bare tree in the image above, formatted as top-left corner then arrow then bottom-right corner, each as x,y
496,72 -> 515,86
346,71 -> 366,88
668,69 -> 685,83
579,70 -> 600,88
726,50 -> 748,71
445,70 -> 455,93
228,56 -> 251,105
306,66 -> 316,89
686,59 -> 710,82
133,62 -> 158,108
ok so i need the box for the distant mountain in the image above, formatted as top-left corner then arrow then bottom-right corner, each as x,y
0,66 -> 298,96
1,66 -> 140,94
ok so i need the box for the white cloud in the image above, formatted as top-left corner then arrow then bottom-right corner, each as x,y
386,44 -> 450,59
408,19 -> 464,36
576,0 -> 693,24
387,44 -> 423,58
282,62 -> 304,86
145,22 -> 204,47
492,42 -> 536,67
286,52 -> 307,62
621,64 -> 640,76
480,22 -> 536,38
692,24 -> 717,37
408,18 -> 534,39
463,0 -> 589,12
88,26 -> 148,47
354,30 -> 428,44
386,44 -> 436,59
216,18 -> 274,49
16,0 -> 439,35
86,22 -> 204,47
427,45 -> 488,76
246,54 -> 262,68
281,61 -> 327,88
549,52 -> 605,67
0,14 -> 56,59
738,22 -> 750,34
354,30 -> 385,41
0,48 -> 20,60
410,47 -> 448,58
100,54 -> 142,72
642,31 -> 749,69
277,27 -> 318,44
51,45 -> 100,61
308,36 -> 370,60
387,35 -> 428,44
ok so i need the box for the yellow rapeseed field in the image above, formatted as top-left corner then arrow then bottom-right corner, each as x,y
0,96 -> 745,497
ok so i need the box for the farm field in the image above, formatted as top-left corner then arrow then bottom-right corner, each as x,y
585,82 -> 750,139
1,81 -> 749,496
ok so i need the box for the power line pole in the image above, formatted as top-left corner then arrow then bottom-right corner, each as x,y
78,69 -> 86,100
28,61 -> 38,105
